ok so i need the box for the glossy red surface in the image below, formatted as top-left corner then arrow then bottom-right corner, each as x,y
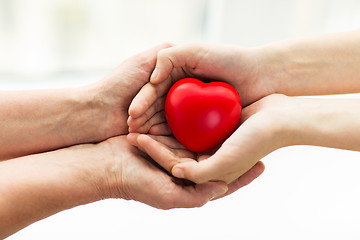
165,78 -> 242,152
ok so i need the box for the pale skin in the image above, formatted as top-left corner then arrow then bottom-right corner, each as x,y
128,30 -> 360,184
0,44 -> 266,239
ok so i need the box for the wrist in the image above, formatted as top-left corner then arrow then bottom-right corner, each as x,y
44,142 -> 112,205
76,84 -> 121,142
261,95 -> 299,149
89,136 -> 128,200
283,98 -> 360,150
80,81 -> 130,142
282,98 -> 332,147
247,95 -> 307,150
0,143 -> 109,236
251,43 -> 292,96
56,139 -> 125,202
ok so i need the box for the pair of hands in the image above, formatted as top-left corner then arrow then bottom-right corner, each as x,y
87,43 -> 265,209
121,43 -> 297,200
4,32 -> 359,238
126,44 -> 301,188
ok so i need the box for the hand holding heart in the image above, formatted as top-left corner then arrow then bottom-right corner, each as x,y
127,44 -> 275,185
127,77 -> 267,190
128,43 -> 273,121
128,91 -> 289,184
127,132 -> 266,197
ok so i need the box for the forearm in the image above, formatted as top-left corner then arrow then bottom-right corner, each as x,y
284,98 -> 360,151
0,142 -> 110,239
0,88 -> 111,160
258,30 -> 360,96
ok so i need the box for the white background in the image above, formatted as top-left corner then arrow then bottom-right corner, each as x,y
2,0 -> 360,239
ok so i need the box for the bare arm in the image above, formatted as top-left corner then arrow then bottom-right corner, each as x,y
0,88 -> 106,160
129,94 -> 360,184
0,43 -> 173,160
128,30 -> 360,132
259,30 -> 360,96
0,136 -> 228,239
0,141 -> 105,238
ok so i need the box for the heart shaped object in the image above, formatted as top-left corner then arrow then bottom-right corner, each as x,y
165,78 -> 242,153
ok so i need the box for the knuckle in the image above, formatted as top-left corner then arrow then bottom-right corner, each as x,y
157,48 -> 168,60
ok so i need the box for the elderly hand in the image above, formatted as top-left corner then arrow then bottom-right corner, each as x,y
83,43 -> 174,140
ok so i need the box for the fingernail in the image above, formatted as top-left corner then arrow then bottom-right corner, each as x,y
172,167 -> 184,179
210,185 -> 228,200
150,68 -> 158,82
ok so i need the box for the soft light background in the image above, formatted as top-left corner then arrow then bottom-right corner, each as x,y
2,0 -> 360,239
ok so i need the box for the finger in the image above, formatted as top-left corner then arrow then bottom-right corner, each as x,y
135,42 -> 174,62
166,181 -> 228,209
137,134 -> 193,173
211,161 -> 265,201
131,44 -> 206,119
122,42 -> 173,72
127,133 -> 139,146
128,79 -> 173,119
151,45 -> 198,84
141,134 -> 186,149
127,96 -> 166,130
126,133 -> 146,152
171,150 -> 257,184
129,111 -> 166,134
127,133 -> 185,156
171,153 -> 225,183
148,123 -> 172,136
128,83 -> 157,119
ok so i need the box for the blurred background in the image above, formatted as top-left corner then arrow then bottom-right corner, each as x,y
2,0 -> 360,239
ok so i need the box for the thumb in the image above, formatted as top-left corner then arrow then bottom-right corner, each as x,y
171,155 -> 225,184
171,144 -> 258,184
151,44 -> 200,84
150,47 -> 181,84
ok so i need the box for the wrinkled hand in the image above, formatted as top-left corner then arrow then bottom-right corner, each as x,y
128,94 -> 292,184
83,43 -> 173,140
99,136 -> 229,209
127,133 -> 265,198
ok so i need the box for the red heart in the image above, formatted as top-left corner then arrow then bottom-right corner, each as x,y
165,78 -> 242,153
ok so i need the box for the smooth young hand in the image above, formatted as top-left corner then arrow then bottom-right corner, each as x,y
128,31 -> 360,134
128,94 -> 288,184
127,43 -> 272,132
127,133 -> 265,196
129,93 -> 360,184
